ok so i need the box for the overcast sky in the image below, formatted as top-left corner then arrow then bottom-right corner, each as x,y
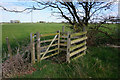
0,0 -> 119,23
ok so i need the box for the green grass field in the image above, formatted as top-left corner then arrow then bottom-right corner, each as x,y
2,23 -> 119,78
2,23 -> 71,53
2,23 -> 65,45
2,23 -> 118,45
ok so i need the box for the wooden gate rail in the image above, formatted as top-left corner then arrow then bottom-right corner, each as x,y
40,33 -> 59,37
71,31 -> 87,38
70,46 -> 87,57
71,37 -> 87,44
41,43 -> 58,49
40,39 -> 58,43
70,42 -> 86,51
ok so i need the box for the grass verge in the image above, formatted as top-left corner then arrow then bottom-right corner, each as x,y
19,46 -> 119,78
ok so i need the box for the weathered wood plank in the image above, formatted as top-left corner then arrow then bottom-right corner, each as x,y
41,43 -> 58,49
70,46 -> 87,57
6,37 -> 12,58
41,33 -> 59,37
60,43 -> 67,46
71,36 -> 80,39
70,42 -> 86,51
57,30 -> 60,54
72,52 -> 85,60
83,31 -> 87,55
36,32 -> 40,62
41,52 -> 59,60
60,40 -> 67,42
30,33 -> 35,64
41,48 -> 58,55
71,31 -> 87,38
71,37 -> 87,44
47,48 -> 58,53
59,48 -> 67,51
40,39 -> 58,43
60,36 -> 67,38
66,31 -> 71,63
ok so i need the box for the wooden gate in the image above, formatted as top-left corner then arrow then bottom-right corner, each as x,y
59,31 -> 87,63
30,31 -> 60,64
4,30 -> 87,64
30,30 -> 87,64
40,34 -> 58,60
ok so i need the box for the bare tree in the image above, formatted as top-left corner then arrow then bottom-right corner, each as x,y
0,0 -> 114,31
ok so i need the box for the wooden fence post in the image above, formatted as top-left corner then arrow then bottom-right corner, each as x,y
57,30 -> 60,54
30,33 -> 35,64
6,37 -> 12,58
36,32 -> 40,62
66,31 -> 71,63
84,31 -> 87,54
62,26 -> 65,32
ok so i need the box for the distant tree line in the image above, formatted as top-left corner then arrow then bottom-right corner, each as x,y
10,20 -> 20,23
39,21 -> 46,23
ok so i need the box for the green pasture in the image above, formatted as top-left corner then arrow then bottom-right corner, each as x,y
2,23 -> 64,44
2,23 -> 118,45
2,23 -> 119,54
2,23 -> 119,78
2,23 -> 72,52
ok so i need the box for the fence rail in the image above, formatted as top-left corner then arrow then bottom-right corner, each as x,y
71,37 -> 87,44
70,46 -> 87,57
40,33 -> 59,37
70,42 -> 86,51
71,31 -> 87,38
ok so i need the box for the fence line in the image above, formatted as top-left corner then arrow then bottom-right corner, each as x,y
67,31 -> 87,62
4,29 -> 87,64
32,30 -> 87,63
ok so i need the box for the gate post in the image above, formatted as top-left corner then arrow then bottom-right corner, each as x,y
66,31 -> 71,63
84,31 -> 87,55
30,33 -> 35,64
62,26 -> 65,32
57,30 -> 60,54
6,37 -> 12,58
36,32 -> 40,62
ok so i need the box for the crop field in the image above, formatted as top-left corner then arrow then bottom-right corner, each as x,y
2,23 -> 119,78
